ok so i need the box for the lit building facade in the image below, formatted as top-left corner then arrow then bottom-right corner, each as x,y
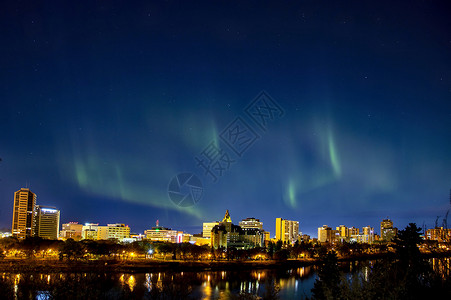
211,210 -> 264,249
144,223 -> 178,243
264,231 -> 271,246
211,225 -> 228,249
239,218 -> 263,230
336,225 -> 348,239
349,227 -> 360,236
275,218 -> 299,244
82,223 -> 99,240
318,225 -> 335,243
202,222 -> 220,238
97,223 -> 130,241
34,205 -> 60,240
60,222 -> 83,241
190,235 -> 211,246
425,227 -> 451,242
241,228 -> 264,247
12,188 -> 37,239
330,225 -> 375,244
362,226 -> 375,244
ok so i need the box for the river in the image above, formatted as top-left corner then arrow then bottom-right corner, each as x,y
2,258 -> 449,299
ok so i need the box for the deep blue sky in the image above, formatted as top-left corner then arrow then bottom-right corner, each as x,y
1,1 -> 450,237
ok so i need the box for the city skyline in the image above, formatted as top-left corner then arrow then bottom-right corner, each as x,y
1,1 -> 450,238
6,186 -> 410,240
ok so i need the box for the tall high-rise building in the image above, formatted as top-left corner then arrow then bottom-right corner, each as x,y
12,188 -> 37,239
275,218 -> 299,244
34,205 -> 60,240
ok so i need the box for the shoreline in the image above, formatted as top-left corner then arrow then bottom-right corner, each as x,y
2,251 -> 450,273
0,259 -> 315,273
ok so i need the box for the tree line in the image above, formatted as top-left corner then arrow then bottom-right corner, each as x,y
0,236 -> 383,262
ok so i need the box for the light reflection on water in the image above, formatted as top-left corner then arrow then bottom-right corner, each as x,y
4,259 -> 449,299
431,257 -> 450,278
0,266 -> 317,299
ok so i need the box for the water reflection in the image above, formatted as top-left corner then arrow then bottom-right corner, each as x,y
431,257 -> 450,278
0,267 -> 317,299
0,260 -> 447,299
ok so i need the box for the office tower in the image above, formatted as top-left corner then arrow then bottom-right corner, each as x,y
239,217 -> 263,230
34,205 -> 60,240
275,218 -> 299,244
12,188 -> 37,239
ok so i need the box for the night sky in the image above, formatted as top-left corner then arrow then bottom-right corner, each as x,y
1,1 -> 450,238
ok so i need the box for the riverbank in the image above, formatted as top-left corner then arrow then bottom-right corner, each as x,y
2,251 -> 450,273
0,258 -> 315,273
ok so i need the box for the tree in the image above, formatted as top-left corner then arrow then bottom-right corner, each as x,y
394,223 -> 423,264
275,240 -> 283,251
267,241 -> 275,259
59,239 -> 83,260
20,236 -> 43,259
337,242 -> 350,258
155,242 -> 174,260
0,237 -> 19,252
177,242 -> 191,260
393,223 -> 431,297
274,249 -> 289,261
312,251 -> 342,299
